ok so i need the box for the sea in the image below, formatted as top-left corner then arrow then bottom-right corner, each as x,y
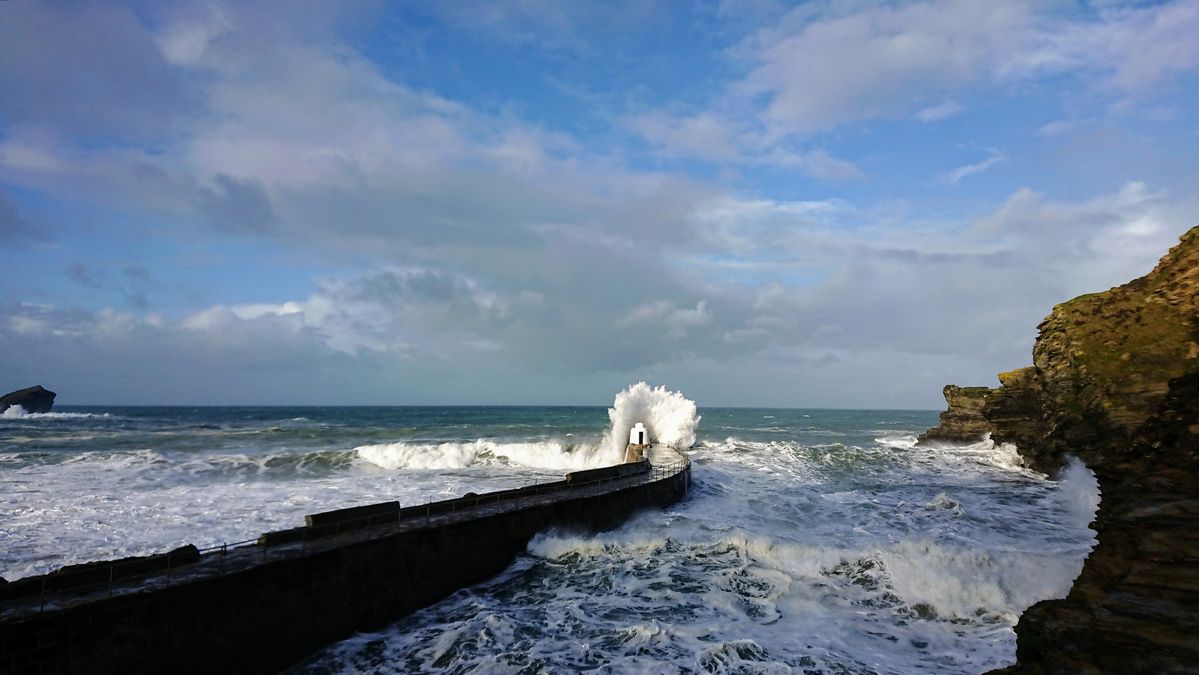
0,383 -> 1098,674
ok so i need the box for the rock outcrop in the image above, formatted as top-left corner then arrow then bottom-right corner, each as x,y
0,385 -> 56,414
981,367 -> 1054,470
916,385 -> 993,443
924,227 -> 1199,673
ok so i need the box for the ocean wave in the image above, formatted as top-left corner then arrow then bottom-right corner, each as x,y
531,528 -> 1085,624
3,447 -> 361,479
356,381 -> 702,473
355,439 -> 608,471
303,520 -> 1094,674
1,405 -> 112,420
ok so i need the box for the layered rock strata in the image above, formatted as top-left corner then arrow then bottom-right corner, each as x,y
925,227 -> 1199,673
916,385 -> 993,443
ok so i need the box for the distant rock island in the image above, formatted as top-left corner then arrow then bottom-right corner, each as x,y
0,385 -> 57,414
924,226 -> 1198,673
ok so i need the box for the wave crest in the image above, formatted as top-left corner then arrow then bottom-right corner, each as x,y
1,405 -> 111,420
355,439 -> 609,471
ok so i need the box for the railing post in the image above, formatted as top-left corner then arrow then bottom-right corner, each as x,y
39,576 -> 47,612
108,564 -> 115,599
166,552 -> 172,588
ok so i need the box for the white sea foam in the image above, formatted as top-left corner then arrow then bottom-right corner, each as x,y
1,405 -> 111,420
355,439 -> 608,471
356,381 -> 700,471
531,529 -> 1084,622
1058,456 -> 1101,531
317,508 -> 1094,673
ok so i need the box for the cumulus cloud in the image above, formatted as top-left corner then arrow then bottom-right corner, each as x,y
1,1 -> 1197,407
1001,0 -> 1199,92
2,178 -> 1193,406
739,0 -> 1034,135
734,0 -> 1199,137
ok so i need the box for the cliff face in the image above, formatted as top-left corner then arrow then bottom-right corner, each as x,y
917,385 -> 993,443
925,227 -> 1199,673
982,368 -> 1051,461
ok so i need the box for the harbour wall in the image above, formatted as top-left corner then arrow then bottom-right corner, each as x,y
0,450 -> 691,674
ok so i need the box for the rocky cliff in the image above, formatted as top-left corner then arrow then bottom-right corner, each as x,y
917,385 -> 993,443
926,227 -> 1199,673
0,385 -> 56,414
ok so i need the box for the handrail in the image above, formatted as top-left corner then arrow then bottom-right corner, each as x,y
0,451 -> 691,614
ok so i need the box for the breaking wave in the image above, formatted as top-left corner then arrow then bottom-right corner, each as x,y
358,381 -> 701,470
1,405 -> 111,420
600,381 -> 700,461
355,440 -> 607,472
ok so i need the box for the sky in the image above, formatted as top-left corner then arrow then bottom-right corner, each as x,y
2,0 -> 1198,407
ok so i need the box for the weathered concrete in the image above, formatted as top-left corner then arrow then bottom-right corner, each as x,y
0,447 -> 691,674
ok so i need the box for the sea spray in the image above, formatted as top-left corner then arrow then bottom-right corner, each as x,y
600,381 -> 700,461
1058,456 -> 1101,532
355,381 -> 701,470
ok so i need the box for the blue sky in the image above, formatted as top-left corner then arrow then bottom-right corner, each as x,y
2,0 -> 1198,406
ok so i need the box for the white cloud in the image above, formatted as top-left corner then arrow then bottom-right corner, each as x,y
621,300 -> 713,339
755,149 -> 865,180
627,112 -> 741,162
740,0 -> 1033,135
916,101 -> 965,122
734,0 -> 1199,137
154,5 -> 232,66
1002,0 -> 1199,92
2,1 -> 1197,407
1037,119 -> 1077,137
626,109 -> 865,179
937,148 -> 1006,184
228,302 -> 304,320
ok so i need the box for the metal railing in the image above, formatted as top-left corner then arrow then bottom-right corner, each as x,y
0,452 -> 691,616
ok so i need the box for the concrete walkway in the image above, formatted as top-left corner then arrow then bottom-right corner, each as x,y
0,445 -> 691,620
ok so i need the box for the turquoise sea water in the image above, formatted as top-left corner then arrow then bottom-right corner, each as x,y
0,401 -> 1096,673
